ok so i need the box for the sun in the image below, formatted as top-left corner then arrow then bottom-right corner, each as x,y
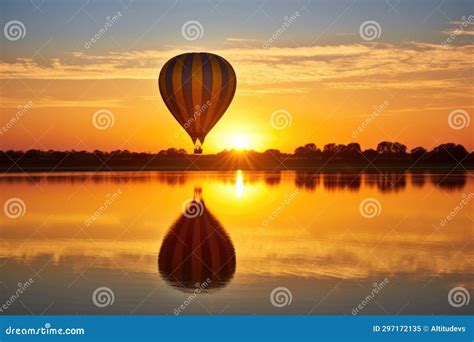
230,134 -> 250,150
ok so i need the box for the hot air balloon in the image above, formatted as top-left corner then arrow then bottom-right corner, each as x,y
158,53 -> 237,154
158,188 -> 236,292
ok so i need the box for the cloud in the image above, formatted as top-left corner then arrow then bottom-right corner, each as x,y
0,96 -> 124,109
224,37 -> 260,47
0,42 -> 472,95
442,16 -> 474,37
442,29 -> 474,36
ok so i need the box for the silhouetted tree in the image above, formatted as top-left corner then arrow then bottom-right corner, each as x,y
339,143 -> 362,162
295,143 -> 320,159
410,146 -> 427,160
363,148 -> 378,161
347,143 -> 361,152
377,141 -> 407,155
263,149 -> 283,157
467,152 -> 474,164
322,143 -> 339,160
429,143 -> 468,163
165,148 -> 187,156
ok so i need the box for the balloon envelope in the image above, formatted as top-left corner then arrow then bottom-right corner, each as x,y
158,52 -> 237,149
158,199 -> 236,292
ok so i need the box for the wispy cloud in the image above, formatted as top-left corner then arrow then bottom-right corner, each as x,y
0,43 -> 472,95
442,29 -> 474,36
442,16 -> 474,37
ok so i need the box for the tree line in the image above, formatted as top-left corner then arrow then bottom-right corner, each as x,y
290,141 -> 471,164
0,141 -> 472,171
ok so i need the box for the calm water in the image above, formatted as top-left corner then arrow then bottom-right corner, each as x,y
0,171 -> 472,315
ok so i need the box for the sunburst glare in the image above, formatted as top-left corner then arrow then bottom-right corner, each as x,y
230,134 -> 250,150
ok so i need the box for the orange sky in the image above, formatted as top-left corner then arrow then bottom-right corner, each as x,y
1,2 -> 473,153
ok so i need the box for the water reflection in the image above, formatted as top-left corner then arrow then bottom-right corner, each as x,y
363,171 -> 406,192
0,170 -> 469,192
158,188 -> 236,292
410,171 -> 426,188
295,172 -> 320,191
235,170 -> 245,197
264,172 -> 281,186
323,172 -> 361,191
0,170 -> 472,315
430,171 -> 467,191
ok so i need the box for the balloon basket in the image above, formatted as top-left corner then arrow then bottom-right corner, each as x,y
194,141 -> 203,154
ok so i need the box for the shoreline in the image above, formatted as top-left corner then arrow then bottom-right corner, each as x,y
1,164 -> 473,173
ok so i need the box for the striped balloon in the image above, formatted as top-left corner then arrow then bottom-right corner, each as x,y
158,53 -> 237,152
158,199 -> 236,292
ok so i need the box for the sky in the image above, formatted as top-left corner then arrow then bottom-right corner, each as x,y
0,0 -> 473,153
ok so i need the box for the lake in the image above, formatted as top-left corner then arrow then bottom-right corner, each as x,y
0,170 -> 472,315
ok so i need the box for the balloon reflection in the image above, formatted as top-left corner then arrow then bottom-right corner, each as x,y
158,188 -> 236,292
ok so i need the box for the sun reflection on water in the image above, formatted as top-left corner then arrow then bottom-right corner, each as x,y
235,170 -> 244,198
